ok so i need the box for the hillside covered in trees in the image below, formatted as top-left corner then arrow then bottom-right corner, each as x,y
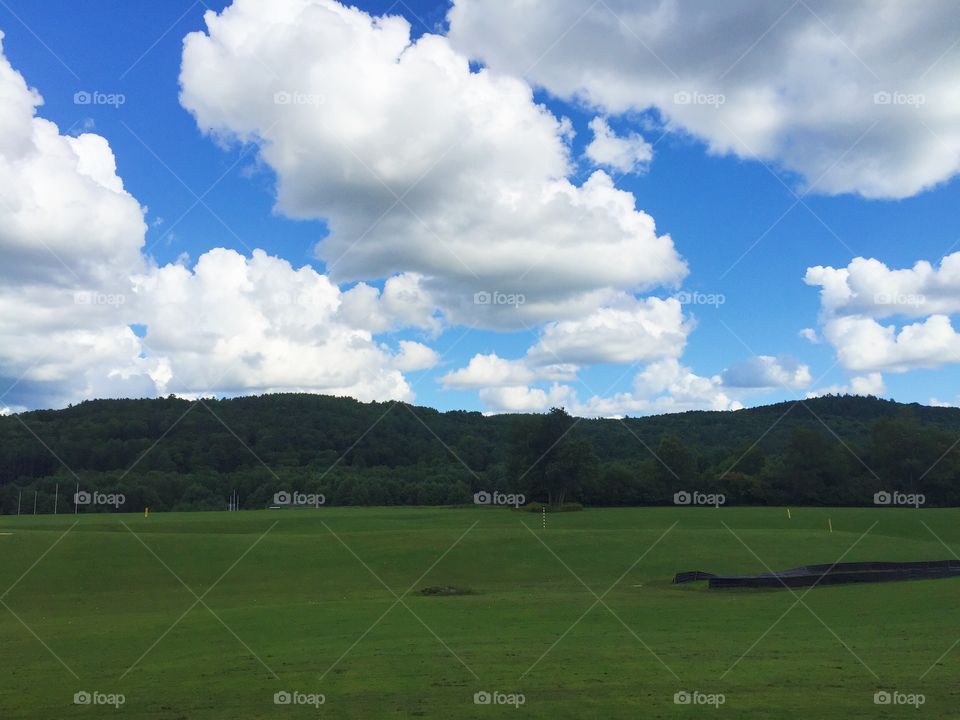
1,393 -> 959,512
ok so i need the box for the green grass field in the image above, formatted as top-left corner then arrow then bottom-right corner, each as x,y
1,506 -> 958,718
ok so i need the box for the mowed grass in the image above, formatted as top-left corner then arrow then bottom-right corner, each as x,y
1,506 -> 959,718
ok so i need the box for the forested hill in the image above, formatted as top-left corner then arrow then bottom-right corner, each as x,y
2,393 -> 959,512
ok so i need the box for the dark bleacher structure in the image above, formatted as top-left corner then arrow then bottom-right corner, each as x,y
673,560 -> 960,589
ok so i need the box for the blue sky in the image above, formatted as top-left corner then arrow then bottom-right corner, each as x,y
1,0 -> 958,414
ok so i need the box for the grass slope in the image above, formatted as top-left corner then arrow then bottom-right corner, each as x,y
1,506 -> 958,718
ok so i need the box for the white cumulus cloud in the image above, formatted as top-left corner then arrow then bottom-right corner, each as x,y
448,0 -> 960,199
806,254 -> 960,374
584,117 -> 653,175
0,34 -> 440,409
805,254 -> 960,319
179,0 -> 687,328
527,297 -> 690,366
131,248 -> 428,401
722,355 -> 812,389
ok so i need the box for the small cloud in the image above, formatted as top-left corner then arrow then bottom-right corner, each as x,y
392,340 -> 438,372
722,355 -> 812,390
584,117 -> 653,175
800,327 -> 820,343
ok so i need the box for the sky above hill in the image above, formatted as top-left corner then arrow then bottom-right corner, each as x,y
1,0 -> 959,416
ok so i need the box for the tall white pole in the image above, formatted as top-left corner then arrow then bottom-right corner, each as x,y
54,483 -> 59,515
17,490 -> 21,516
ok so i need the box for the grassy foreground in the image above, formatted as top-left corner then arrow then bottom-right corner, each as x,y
1,506 -> 958,718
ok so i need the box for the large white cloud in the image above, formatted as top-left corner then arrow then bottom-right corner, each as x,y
5,6 -> 865,417
0,32 -> 156,407
820,314 -> 960,373
806,254 -> 960,374
0,33 -> 437,409
805,254 -> 960,319
0,30 -> 145,279
178,0 -> 687,328
448,0 -> 960,199
131,249 -> 429,400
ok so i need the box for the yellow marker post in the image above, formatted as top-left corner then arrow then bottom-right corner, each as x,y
828,518 -> 833,533
144,507 -> 149,518
787,508 -> 792,520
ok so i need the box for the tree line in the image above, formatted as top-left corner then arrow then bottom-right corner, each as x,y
0,393 -> 958,512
